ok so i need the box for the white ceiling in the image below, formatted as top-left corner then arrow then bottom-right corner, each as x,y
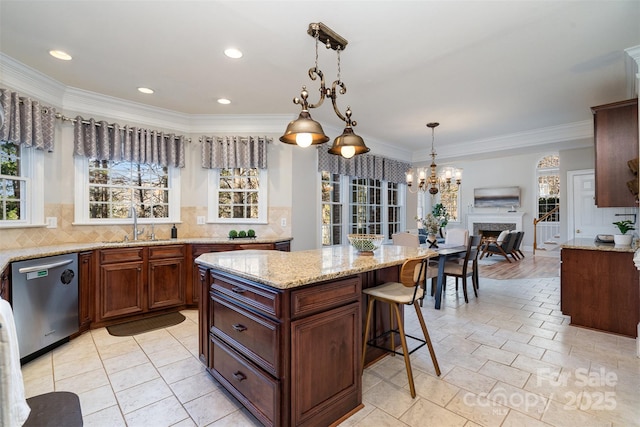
1,1 -> 639,162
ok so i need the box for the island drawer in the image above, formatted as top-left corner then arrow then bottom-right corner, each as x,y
212,297 -> 280,377
211,271 -> 281,318
291,276 -> 361,318
211,335 -> 279,427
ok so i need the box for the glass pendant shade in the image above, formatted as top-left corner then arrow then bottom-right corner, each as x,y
279,110 -> 330,146
328,126 -> 369,158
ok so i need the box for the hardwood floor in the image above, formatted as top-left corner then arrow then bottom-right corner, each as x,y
478,250 -> 560,279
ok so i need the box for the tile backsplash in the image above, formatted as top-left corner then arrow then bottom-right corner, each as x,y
0,204 -> 291,250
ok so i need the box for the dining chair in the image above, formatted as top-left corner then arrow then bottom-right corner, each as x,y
362,256 -> 441,398
444,228 -> 469,247
510,231 -> 525,259
442,235 -> 482,303
391,232 -> 420,247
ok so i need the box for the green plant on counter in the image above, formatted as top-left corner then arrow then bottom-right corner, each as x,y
613,220 -> 635,235
238,230 -> 247,238
247,229 -> 256,237
228,230 -> 238,238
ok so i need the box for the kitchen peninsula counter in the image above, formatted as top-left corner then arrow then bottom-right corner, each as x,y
560,238 -> 639,338
195,245 -> 437,427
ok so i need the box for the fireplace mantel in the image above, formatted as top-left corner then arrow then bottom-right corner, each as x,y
467,212 -> 525,235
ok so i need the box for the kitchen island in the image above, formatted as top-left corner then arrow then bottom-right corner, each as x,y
195,245 -> 437,427
560,239 -> 639,338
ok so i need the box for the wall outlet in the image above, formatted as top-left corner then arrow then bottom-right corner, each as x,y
281,218 -> 287,227
46,216 -> 57,228
197,216 -> 205,225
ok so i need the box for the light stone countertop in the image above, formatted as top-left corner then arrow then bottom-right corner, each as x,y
0,237 -> 293,273
195,245 -> 438,290
561,238 -> 637,253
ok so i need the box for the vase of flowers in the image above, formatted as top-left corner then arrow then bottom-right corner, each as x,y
613,219 -> 635,246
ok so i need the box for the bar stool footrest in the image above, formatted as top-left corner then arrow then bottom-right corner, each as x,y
366,329 -> 427,356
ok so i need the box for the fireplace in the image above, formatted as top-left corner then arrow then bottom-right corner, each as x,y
467,212 -> 524,237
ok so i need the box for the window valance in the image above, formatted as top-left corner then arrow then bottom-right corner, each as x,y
73,116 -> 185,168
317,148 -> 410,184
0,88 -> 56,151
201,136 -> 270,169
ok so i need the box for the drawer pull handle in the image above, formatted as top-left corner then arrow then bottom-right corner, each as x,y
232,371 -> 247,382
232,324 -> 247,332
231,287 -> 246,294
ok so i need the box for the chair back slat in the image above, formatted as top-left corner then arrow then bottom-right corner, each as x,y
399,256 -> 429,287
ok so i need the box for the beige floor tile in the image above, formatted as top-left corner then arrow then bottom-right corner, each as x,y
53,353 -> 104,381
336,402 -> 376,427
501,340 -> 546,360
55,368 -> 110,395
157,355 -> 207,384
123,395 -> 189,427
208,407 -> 264,427
115,377 -> 173,414
478,360 -> 530,388
443,366 -> 497,395
108,361 -> 160,392
96,338 -> 143,360
540,399 -> 611,427
82,404 -> 127,427
472,344 -> 518,365
101,349 -> 150,375
445,389 -> 509,427
487,381 -> 548,419
146,342 -> 192,367
21,354 -> 53,381
23,373 -> 54,399
77,384 -> 119,417
413,371 -> 460,407
170,371 -> 220,404
501,410 -> 553,427
183,389 -> 241,426
362,380 -> 418,418
400,397 -> 468,427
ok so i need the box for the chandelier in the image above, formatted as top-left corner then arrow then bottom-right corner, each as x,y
406,123 -> 462,194
279,22 -> 369,159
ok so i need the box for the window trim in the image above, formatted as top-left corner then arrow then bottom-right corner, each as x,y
0,144 -> 44,228
73,157 -> 181,225
207,168 -> 268,224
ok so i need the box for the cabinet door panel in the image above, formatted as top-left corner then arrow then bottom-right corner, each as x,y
148,257 -> 185,310
99,261 -> 144,319
291,301 -> 361,427
78,251 -> 94,331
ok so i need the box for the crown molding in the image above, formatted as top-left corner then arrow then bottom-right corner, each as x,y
0,53 -> 66,106
411,120 -> 593,163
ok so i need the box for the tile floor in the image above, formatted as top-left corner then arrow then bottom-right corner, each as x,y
21,275 -> 640,426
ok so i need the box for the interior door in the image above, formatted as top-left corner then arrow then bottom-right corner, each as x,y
570,171 -> 599,239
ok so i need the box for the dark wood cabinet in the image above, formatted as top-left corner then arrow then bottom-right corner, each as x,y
98,248 -> 145,321
0,265 -> 10,302
561,248 -> 639,337
78,251 -> 94,332
148,245 -> 185,310
204,270 -> 361,427
188,240 -> 291,307
592,98 -> 639,207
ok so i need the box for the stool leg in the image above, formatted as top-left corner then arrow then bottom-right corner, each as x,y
392,302 -> 416,398
361,297 -> 375,369
413,301 -> 441,376
389,303 -> 396,355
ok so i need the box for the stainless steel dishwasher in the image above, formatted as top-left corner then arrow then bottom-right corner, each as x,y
11,253 -> 79,362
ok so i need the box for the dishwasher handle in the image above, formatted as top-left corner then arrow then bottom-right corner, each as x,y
18,259 -> 73,274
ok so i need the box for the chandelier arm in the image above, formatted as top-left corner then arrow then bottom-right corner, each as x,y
297,67 -> 327,110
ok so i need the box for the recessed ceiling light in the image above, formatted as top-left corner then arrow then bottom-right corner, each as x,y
217,98 -> 231,105
49,50 -> 72,61
224,48 -> 243,59
137,87 -> 154,94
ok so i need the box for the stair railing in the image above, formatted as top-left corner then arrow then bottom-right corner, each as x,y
533,205 -> 560,255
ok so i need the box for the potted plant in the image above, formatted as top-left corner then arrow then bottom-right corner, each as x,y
612,220 -> 635,246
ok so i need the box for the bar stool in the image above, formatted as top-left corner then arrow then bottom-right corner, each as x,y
362,255 -> 441,398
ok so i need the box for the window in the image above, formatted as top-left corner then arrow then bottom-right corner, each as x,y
0,141 -> 44,227
321,171 -> 405,245
208,168 -> 267,223
74,158 -> 180,223
439,185 -> 460,222
536,154 -> 560,222
321,171 -> 343,245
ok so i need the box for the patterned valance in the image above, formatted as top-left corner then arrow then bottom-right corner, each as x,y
317,148 -> 410,184
73,116 -> 185,168
201,136 -> 270,169
0,88 -> 56,151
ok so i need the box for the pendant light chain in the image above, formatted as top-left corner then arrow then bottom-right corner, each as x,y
336,47 -> 341,84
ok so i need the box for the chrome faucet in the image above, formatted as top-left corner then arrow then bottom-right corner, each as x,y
130,206 -> 144,241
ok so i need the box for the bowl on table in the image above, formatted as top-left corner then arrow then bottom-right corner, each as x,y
347,234 -> 384,255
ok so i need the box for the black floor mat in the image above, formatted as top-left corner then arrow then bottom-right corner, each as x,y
106,312 -> 186,336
